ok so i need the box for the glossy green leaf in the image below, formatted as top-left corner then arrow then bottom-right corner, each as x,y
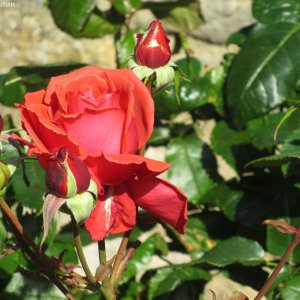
204,65 -> 225,115
280,274 -> 300,300
148,266 -> 210,300
0,63 -> 85,106
112,0 -> 141,15
11,160 -> 46,210
197,237 -> 265,267
146,0 -> 203,33
166,135 -> 216,205
226,22 -> 300,128
49,0 -> 120,38
115,30 -> 136,68
155,76 -> 217,118
3,272 -> 65,299
176,57 -> 201,79
253,0 -> 300,25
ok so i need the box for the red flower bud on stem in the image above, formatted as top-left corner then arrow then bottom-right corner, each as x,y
134,19 -> 171,69
46,147 -> 91,198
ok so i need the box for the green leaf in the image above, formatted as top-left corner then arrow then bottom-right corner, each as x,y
0,251 -> 19,275
155,76 -> 218,118
152,1 -> 203,32
123,234 -> 157,282
0,219 -> 6,252
280,274 -> 300,300
197,237 -> 265,267
115,30 -> 136,68
246,153 -> 300,168
0,63 -> 85,106
204,65 -> 225,115
46,241 -> 78,264
246,112 -> 300,150
148,266 -> 210,300
181,217 -> 210,254
202,183 -> 244,221
274,105 -> 300,142
3,272 -> 66,299
211,121 -> 249,172
148,126 -> 170,145
253,0 -> 300,25
11,160 -> 46,210
175,57 -> 201,79
49,0 -> 120,38
112,0 -> 141,15
166,135 -> 216,205
226,22 -> 300,128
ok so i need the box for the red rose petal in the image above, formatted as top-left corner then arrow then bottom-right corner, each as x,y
85,184 -> 136,240
128,177 -> 187,234
86,154 -> 170,185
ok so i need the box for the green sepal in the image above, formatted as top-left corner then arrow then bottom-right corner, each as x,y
66,179 -> 97,224
63,153 -> 77,198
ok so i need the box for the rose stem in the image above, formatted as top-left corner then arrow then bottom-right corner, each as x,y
110,230 -> 131,286
254,230 -> 300,300
98,240 -> 107,265
0,197 -> 74,300
70,213 -> 96,285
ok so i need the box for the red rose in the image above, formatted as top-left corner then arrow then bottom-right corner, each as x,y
16,66 -> 154,165
134,20 -> 171,69
15,66 -> 187,240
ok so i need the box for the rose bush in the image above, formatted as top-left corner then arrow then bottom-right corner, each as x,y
15,66 -> 187,240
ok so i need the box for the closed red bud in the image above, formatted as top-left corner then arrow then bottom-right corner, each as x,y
46,147 -> 91,198
134,19 -> 171,69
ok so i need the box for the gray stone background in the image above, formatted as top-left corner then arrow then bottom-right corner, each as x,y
0,0 -> 263,299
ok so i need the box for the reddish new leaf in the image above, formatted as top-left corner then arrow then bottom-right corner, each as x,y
263,218 -> 297,235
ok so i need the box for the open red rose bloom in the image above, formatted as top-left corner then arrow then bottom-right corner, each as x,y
15,66 -> 187,240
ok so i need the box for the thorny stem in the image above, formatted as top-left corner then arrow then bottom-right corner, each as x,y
70,213 -> 96,285
254,229 -> 300,300
110,230 -> 131,287
0,197 -> 74,300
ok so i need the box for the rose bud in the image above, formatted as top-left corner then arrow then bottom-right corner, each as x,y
0,160 -> 10,191
134,19 -> 171,69
46,147 -> 91,198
